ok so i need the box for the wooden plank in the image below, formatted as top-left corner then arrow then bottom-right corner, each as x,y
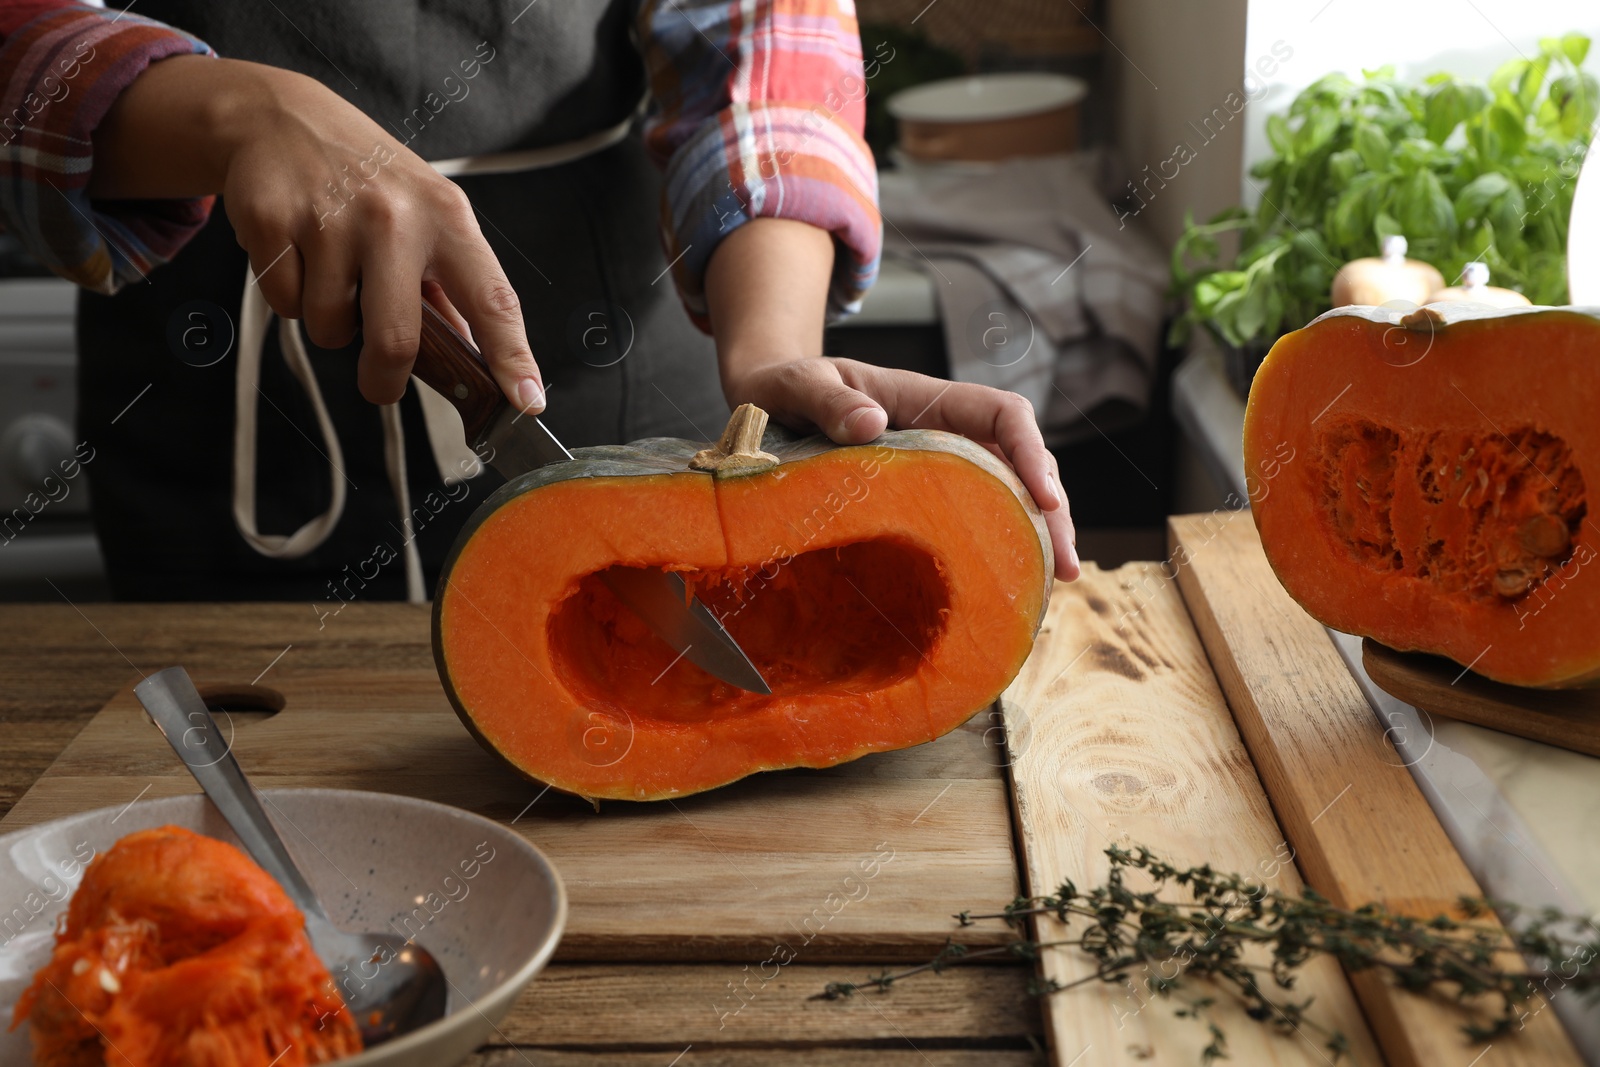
0,601 -> 1006,810
0,719 -> 84,821
466,1052 -> 1040,1066
1169,514 -> 1581,1067
3,666 -> 1019,962
0,602 -> 438,823
0,603 -> 440,714
1001,562 -> 1382,1066
498,963 -> 1042,1046
10,675 -> 1011,789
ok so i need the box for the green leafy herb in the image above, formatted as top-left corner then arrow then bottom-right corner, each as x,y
816,845 -> 1600,1063
1171,36 -> 1598,355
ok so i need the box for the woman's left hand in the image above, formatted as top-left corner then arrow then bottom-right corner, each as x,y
727,357 -> 1080,582
706,219 -> 1077,581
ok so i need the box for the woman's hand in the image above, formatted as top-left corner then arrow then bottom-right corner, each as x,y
89,55 -> 544,411
705,218 -> 1079,581
728,357 -> 1079,580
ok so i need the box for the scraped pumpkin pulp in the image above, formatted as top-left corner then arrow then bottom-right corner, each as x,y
1245,305 -> 1596,687
12,826 -> 360,1067
436,415 -> 1051,800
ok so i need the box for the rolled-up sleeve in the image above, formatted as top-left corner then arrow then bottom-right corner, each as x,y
636,0 -> 881,330
0,2 -> 214,293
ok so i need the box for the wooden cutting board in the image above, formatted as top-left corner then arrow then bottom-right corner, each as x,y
1002,563 -> 1382,1066
1169,514 -> 1581,1067
1363,638 -> 1600,756
1,666 -> 1018,963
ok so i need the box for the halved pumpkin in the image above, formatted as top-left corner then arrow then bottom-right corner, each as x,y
434,406 -> 1052,800
1244,303 -> 1596,687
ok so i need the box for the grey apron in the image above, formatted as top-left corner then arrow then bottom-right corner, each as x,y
78,1 -> 729,601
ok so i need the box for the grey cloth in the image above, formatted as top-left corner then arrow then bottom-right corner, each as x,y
879,153 -> 1168,446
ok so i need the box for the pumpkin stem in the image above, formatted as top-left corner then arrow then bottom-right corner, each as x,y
1400,306 -> 1444,331
690,403 -> 780,472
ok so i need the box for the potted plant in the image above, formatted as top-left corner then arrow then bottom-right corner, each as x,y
1170,34 -> 1598,394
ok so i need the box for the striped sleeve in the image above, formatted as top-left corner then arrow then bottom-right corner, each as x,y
0,3 -> 214,294
636,0 -> 881,330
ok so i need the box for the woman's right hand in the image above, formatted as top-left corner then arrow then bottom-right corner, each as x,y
89,55 -> 545,411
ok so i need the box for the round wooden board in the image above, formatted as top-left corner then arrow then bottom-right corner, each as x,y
1362,638 -> 1600,757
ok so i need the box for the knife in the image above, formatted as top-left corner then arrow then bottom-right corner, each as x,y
412,301 -> 771,695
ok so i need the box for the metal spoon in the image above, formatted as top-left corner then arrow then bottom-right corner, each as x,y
134,666 -> 448,1047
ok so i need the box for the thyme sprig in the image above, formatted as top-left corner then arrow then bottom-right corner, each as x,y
815,846 -> 1599,1062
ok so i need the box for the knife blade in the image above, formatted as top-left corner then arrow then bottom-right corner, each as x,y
413,300 -> 771,695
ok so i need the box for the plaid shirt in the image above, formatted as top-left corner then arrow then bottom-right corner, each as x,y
0,0 -> 880,324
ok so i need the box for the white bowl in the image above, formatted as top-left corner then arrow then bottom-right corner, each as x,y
0,789 -> 566,1067
886,72 -> 1087,124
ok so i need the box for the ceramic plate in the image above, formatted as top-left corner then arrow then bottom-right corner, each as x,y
0,788 -> 566,1066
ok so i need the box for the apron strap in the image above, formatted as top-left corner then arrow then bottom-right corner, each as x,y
233,274 -> 349,559
233,273 -> 427,601
379,400 -> 428,599
427,103 -> 639,177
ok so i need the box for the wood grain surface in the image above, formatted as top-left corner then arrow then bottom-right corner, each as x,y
497,962 -> 1042,1047
0,602 -> 1040,1062
0,612 -> 1019,964
1169,514 -> 1581,1067
464,1051 -> 1042,1067
0,603 -> 433,823
1001,563 -> 1382,1066
1363,638 -> 1600,756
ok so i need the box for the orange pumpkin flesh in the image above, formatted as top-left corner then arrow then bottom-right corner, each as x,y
12,826 -> 361,1067
435,429 -> 1051,801
1244,305 -> 1596,687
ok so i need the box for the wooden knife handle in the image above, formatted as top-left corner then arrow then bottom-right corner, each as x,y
413,301 -> 504,442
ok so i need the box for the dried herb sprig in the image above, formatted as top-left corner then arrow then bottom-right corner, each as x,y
815,845 -> 1600,1062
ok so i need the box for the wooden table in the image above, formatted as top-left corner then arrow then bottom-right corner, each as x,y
0,604 -> 1042,1066
0,517 -> 1581,1066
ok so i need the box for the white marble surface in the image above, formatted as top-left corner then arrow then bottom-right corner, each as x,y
1330,631 -> 1600,1060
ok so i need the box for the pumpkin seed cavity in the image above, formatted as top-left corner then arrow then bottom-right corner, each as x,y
548,540 -> 950,720
1316,418 -> 1585,601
